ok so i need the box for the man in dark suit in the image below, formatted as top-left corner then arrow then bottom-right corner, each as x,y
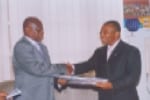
73,20 -> 141,100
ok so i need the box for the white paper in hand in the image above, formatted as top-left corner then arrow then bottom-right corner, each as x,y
6,88 -> 21,100
54,75 -> 108,86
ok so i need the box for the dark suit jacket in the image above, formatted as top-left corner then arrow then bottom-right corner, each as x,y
75,40 -> 141,100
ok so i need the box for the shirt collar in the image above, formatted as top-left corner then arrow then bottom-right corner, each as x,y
107,39 -> 120,51
25,36 -> 38,46
25,36 -> 41,51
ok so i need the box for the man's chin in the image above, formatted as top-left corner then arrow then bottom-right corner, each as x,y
101,41 -> 107,46
36,39 -> 43,42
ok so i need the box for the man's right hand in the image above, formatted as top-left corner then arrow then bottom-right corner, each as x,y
0,92 -> 7,100
66,63 -> 74,75
57,79 -> 68,86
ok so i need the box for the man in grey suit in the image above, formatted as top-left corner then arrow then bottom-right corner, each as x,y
13,17 -> 72,100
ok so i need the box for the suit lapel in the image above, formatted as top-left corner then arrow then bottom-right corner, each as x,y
102,46 -> 107,63
107,41 -> 123,63
22,37 -> 50,63
23,37 -> 41,55
38,43 -> 51,63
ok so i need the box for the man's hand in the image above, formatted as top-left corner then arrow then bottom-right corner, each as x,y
0,92 -> 7,100
95,81 -> 113,90
0,92 -> 7,97
66,63 -> 73,75
57,79 -> 68,86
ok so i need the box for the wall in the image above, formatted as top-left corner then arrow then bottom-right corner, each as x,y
0,0 -> 150,100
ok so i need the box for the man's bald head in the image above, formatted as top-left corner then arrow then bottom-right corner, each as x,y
23,17 -> 44,42
23,17 -> 43,34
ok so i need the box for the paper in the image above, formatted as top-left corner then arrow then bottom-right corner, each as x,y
6,88 -> 21,100
54,75 -> 108,86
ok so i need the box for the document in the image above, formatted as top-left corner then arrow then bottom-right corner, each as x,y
54,75 -> 108,86
6,88 -> 21,100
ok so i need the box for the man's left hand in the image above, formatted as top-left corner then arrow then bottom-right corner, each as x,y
0,92 -> 7,100
95,81 -> 113,90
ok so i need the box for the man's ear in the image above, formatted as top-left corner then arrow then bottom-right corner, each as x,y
25,26 -> 33,35
25,26 -> 31,32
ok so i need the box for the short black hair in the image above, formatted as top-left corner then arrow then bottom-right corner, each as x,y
103,20 -> 121,32
23,16 -> 43,33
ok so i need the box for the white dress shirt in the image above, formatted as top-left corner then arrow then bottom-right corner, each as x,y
107,39 -> 120,61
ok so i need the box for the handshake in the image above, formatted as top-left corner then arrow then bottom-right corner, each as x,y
65,63 -> 74,75
57,63 -> 73,86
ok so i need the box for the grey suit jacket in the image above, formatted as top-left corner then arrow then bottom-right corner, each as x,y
13,37 -> 67,100
75,40 -> 141,100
